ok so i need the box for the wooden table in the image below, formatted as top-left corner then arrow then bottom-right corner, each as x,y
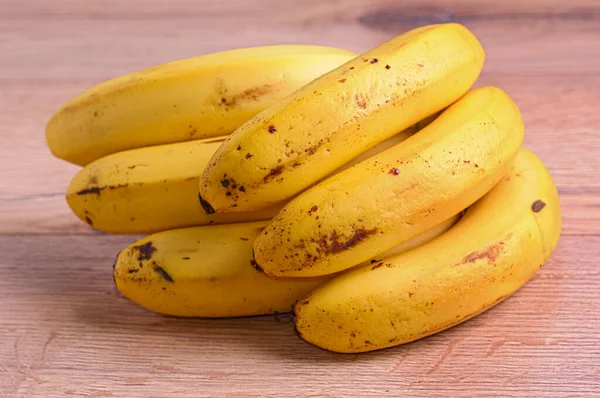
1,0 -> 599,396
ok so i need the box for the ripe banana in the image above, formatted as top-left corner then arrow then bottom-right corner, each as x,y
67,116 -> 433,234
253,86 -> 524,277
66,137 -> 281,234
199,23 -> 485,213
46,45 -> 356,165
113,216 -> 459,317
294,147 -> 562,353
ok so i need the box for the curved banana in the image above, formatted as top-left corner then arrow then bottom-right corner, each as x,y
199,23 -> 485,213
294,147 -> 562,353
66,137 -> 281,234
46,45 -> 356,165
254,87 -> 524,277
113,216 -> 459,318
67,116 -> 433,234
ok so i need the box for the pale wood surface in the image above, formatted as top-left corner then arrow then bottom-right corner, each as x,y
1,1 -> 599,397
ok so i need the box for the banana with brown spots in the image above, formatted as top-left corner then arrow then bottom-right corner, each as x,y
254,87 -> 524,277
46,45 -> 356,165
294,148 -> 562,353
199,23 -> 485,213
113,215 -> 459,317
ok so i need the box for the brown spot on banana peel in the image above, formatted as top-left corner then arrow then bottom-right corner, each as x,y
461,242 -> 505,265
76,186 -> 103,196
532,200 -> 546,213
75,183 -> 128,196
132,241 -> 156,261
219,84 -> 276,108
152,263 -> 174,283
355,94 -> 368,109
313,228 -> 378,258
263,165 -> 284,183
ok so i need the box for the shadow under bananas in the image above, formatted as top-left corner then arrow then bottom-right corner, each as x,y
4,229 -> 568,366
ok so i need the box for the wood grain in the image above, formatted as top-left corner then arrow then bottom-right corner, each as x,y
1,0 -> 599,396
0,235 -> 598,397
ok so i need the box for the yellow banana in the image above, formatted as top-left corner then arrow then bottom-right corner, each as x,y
254,86 -> 524,277
113,216 -> 459,317
66,137 -> 280,234
46,45 -> 356,165
294,147 -> 562,353
199,23 -> 485,213
67,116 -> 434,234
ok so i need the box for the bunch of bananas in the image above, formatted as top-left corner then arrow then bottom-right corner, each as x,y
47,23 -> 561,353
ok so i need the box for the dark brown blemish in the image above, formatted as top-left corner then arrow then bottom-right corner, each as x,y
127,164 -> 147,170
389,167 -> 400,175
236,145 -> 242,151
221,179 -> 230,188
317,228 -> 378,256
308,205 -> 318,216
225,191 -> 232,196
462,242 -> 503,264
182,257 -> 190,260
240,237 -> 249,241
385,65 -> 391,69
338,78 -> 347,83
153,264 -> 174,283
132,241 -> 156,261
85,216 -> 93,225
371,262 -> 384,270
76,183 -> 128,196
198,194 -> 216,214
245,153 -> 253,159
268,125 -> 277,133
219,84 -> 275,108
263,165 -> 284,182
532,200 -> 546,213
369,58 -> 378,64
127,269 -> 138,274
304,141 -> 322,155
76,186 -> 103,196
239,186 -> 246,192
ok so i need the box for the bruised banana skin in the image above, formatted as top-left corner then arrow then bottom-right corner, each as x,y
46,45 -> 356,165
294,148 -> 562,353
199,23 -> 485,212
254,87 -> 524,277
113,216 -> 458,318
67,116 -> 434,234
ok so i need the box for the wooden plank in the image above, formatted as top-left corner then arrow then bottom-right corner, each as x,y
3,0 -> 599,17
0,3 -> 599,82
0,235 -> 598,397
1,74 -> 598,235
